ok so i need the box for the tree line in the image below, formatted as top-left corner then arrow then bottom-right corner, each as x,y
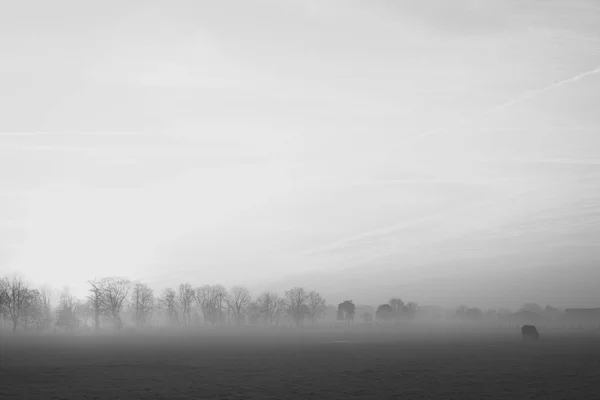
0,275 -> 328,333
1,274 -> 569,334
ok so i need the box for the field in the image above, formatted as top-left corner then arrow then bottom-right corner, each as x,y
1,326 -> 600,399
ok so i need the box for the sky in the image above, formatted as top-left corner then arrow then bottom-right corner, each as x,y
1,0 -> 599,309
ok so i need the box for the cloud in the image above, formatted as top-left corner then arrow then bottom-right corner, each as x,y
416,64 -> 600,140
295,172 -> 600,258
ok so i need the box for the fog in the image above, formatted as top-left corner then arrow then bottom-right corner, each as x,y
2,0 -> 600,311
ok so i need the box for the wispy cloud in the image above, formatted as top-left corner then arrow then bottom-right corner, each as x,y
416,64 -> 600,139
477,156 -> 600,165
0,132 -> 147,136
349,179 -> 491,187
295,172 -> 600,258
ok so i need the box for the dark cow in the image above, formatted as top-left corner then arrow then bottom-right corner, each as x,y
521,325 -> 539,341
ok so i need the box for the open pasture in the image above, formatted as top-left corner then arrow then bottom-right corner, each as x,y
1,328 -> 600,399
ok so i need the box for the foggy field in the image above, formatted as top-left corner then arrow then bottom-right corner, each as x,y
2,328 -> 600,399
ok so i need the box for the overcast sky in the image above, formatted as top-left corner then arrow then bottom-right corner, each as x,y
1,0 -> 599,308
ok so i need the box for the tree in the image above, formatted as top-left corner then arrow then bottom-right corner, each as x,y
256,291 -> 281,325
210,285 -> 228,324
178,283 -> 195,326
306,291 -> 327,324
389,297 -> 405,320
376,304 -> 394,321
20,289 -> 46,332
246,301 -> 261,324
194,284 -> 228,324
465,307 -> 484,322
519,303 -> 544,315
405,302 -> 419,319
2,276 -> 30,332
76,299 -> 93,328
337,300 -> 356,322
160,288 -> 179,326
284,287 -> 309,328
228,286 -> 251,325
87,279 -> 106,331
56,289 -> 78,332
37,286 -> 53,331
0,278 -> 7,322
194,285 -> 213,324
130,283 -> 155,327
100,277 -> 130,330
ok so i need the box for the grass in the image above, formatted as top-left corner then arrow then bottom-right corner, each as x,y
1,326 -> 599,399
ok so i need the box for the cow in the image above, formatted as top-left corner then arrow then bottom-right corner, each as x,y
521,325 -> 539,341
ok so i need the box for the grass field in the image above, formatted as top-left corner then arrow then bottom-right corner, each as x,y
1,327 -> 600,399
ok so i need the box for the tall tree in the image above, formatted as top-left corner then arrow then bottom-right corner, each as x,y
0,278 -> 7,320
100,277 -> 130,330
194,285 -> 213,324
210,285 -> 228,324
76,299 -> 93,328
87,279 -> 106,331
160,288 -> 179,326
56,289 -> 78,332
337,300 -> 356,323
284,287 -> 309,328
38,286 -> 53,331
228,286 -> 251,325
246,301 -> 261,324
376,304 -> 394,321
20,289 -> 45,332
178,283 -> 195,326
389,297 -> 405,320
2,276 -> 30,332
256,291 -> 281,325
129,283 -> 155,327
306,291 -> 327,324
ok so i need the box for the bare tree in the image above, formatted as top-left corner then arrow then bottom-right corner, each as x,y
210,285 -> 228,324
306,291 -> 327,324
20,289 -> 44,332
76,299 -> 93,328
38,286 -> 53,330
284,287 -> 309,327
160,288 -> 179,326
256,291 -> 282,325
195,284 -> 228,324
2,276 -> 30,332
178,283 -> 195,326
129,283 -> 155,327
100,277 -> 131,330
56,289 -> 78,332
87,279 -> 106,331
194,285 -> 213,324
0,277 -> 7,316
227,286 -> 251,325
246,301 -> 261,324
274,297 -> 289,326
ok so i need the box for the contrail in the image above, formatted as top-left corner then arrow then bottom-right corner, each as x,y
349,178 -> 490,187
417,64 -> 600,139
295,172 -> 600,257
0,132 -> 146,136
477,156 -> 600,166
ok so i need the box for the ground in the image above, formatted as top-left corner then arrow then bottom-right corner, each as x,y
1,326 -> 599,399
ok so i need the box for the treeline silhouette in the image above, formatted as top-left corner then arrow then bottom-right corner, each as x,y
0,275 -> 590,334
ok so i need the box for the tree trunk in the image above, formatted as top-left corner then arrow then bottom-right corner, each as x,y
12,318 -> 18,332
